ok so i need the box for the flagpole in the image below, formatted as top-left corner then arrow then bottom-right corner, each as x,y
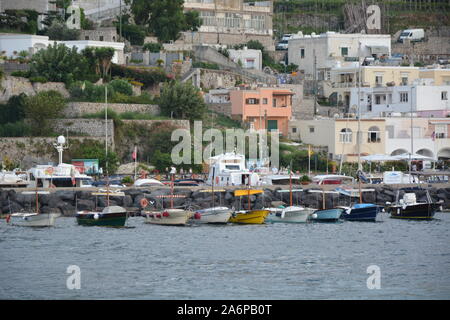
133,145 -> 137,181
308,145 -> 311,177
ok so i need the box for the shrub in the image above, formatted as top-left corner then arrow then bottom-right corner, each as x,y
111,64 -> 169,88
142,42 -> 162,53
29,76 -> 48,83
0,121 -> 30,137
11,70 -> 30,78
110,79 -> 133,96
121,176 -> 134,184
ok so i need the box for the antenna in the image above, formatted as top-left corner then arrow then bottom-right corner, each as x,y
53,135 -> 69,165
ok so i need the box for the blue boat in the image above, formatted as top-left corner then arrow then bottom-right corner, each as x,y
340,203 -> 380,222
310,208 -> 343,222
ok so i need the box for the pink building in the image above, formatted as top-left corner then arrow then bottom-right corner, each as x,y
229,87 -> 294,136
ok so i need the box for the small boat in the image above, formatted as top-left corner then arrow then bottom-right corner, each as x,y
141,173 -> 192,226
340,203 -> 381,222
230,188 -> 269,224
144,208 -> 193,226
308,190 -> 342,223
310,208 -> 344,222
8,212 -> 60,227
7,190 -> 59,227
192,207 -> 232,224
336,188 -> 380,222
266,206 -> 312,223
76,205 -> 128,227
387,189 -> 442,220
229,209 -> 269,224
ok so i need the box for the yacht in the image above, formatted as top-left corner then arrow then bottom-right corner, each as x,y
207,153 -> 260,186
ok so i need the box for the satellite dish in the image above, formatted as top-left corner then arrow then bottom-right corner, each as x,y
57,135 -> 66,145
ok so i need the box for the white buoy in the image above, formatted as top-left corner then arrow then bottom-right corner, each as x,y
311,213 -> 318,219
94,213 -> 99,220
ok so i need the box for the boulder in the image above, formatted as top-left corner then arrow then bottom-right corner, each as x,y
40,206 -> 61,214
58,202 -> 76,216
76,199 -> 95,211
2,201 -> 22,213
55,190 -> 75,202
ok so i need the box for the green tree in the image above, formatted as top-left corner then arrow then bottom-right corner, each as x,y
81,47 -> 115,80
125,0 -> 202,43
45,20 -> 80,40
0,94 -> 27,124
159,81 -> 207,121
30,43 -> 92,84
24,90 -> 66,136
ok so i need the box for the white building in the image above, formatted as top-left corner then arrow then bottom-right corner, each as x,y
350,82 -> 450,118
228,48 -> 262,70
0,34 -> 125,64
288,32 -> 391,80
385,117 -> 450,160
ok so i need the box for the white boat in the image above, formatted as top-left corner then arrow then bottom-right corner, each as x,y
312,174 -> 355,185
25,136 -> 93,188
266,205 -> 313,223
7,191 -> 59,227
8,212 -> 60,227
144,208 -> 192,226
0,170 -> 29,187
133,178 -> 164,187
207,153 -> 260,186
192,206 -> 232,224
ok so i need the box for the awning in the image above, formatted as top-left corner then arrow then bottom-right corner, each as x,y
367,45 -> 389,55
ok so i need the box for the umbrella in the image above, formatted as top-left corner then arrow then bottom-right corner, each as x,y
394,153 -> 435,161
361,154 -> 401,162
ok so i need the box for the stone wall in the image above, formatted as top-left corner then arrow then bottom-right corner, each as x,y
64,102 -> 160,118
54,119 -> 115,139
0,136 -> 108,169
207,103 -> 232,117
200,69 -> 253,89
0,76 -> 69,102
121,119 -> 190,130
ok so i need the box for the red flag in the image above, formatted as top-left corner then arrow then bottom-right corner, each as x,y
132,146 -> 137,160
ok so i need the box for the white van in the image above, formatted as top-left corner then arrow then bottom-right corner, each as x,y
398,29 -> 425,43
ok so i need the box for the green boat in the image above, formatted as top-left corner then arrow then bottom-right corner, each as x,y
76,206 -> 128,227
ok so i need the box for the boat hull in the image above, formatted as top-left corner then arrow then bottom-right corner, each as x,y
310,208 -> 343,222
9,213 -> 59,227
76,211 -> 127,227
341,205 -> 380,222
144,209 -> 192,226
229,210 -> 269,224
388,203 -> 438,220
192,207 -> 232,224
266,207 -> 312,223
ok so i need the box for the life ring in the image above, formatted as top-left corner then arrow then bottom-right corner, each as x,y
140,198 -> 149,208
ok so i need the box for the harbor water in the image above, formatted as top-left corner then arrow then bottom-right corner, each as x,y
1,212 -> 449,299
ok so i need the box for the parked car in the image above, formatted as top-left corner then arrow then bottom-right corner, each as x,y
92,180 -> 125,188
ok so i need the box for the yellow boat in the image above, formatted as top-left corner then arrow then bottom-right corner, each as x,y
229,209 -> 269,224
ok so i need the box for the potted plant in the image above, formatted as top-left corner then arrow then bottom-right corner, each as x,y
300,175 -> 311,185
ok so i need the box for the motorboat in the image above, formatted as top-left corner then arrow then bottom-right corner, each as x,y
76,205 -> 128,227
206,153 -> 261,187
229,189 -> 269,224
307,190 -> 343,222
133,178 -> 164,187
192,207 -> 232,224
312,174 -> 355,185
143,208 -> 193,226
387,188 -> 442,220
76,190 -> 128,227
336,188 -> 380,222
265,189 -> 312,223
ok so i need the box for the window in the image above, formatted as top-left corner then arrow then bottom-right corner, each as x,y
85,36 -> 89,40
368,126 -> 381,143
99,36 -> 104,41
262,98 -> 268,104
309,126 -> 315,133
245,98 -> 259,104
200,11 -> 216,26
442,91 -> 448,100
339,128 -> 352,143
401,76 -> 408,85
292,127 -> 297,133
300,48 -> 305,59
436,124 -> 447,139
375,75 -> 383,86
400,92 -> 409,103
341,47 -> 348,56
273,99 -> 276,108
